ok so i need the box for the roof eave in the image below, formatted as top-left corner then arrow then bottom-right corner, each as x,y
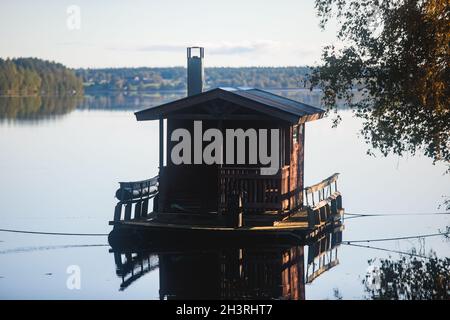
135,88 -> 223,121
134,87 -> 326,124
297,110 -> 325,124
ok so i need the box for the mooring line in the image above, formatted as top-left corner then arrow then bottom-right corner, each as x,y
343,231 -> 449,244
0,228 -> 108,236
344,212 -> 450,219
343,243 -> 431,259
0,244 -> 109,255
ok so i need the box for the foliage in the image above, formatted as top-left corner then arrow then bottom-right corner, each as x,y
0,58 -> 83,96
311,0 -> 450,166
364,252 -> 450,299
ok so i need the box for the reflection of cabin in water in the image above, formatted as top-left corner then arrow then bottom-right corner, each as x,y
111,226 -> 343,299
159,246 -> 305,300
109,47 -> 343,240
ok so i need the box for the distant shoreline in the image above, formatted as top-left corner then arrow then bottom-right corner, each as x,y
0,87 -> 320,98
1,58 -> 313,97
83,87 -> 315,93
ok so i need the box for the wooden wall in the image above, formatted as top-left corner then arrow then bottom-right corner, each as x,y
158,100 -> 305,214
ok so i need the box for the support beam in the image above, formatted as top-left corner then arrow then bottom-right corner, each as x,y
159,118 -> 164,169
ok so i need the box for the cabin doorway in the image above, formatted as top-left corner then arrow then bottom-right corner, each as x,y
159,164 -> 219,214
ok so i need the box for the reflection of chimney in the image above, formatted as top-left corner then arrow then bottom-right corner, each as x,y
187,47 -> 204,96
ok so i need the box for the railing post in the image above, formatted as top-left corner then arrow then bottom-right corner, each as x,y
307,207 -> 316,228
124,203 -> 132,220
134,201 -> 142,219
114,203 -> 122,222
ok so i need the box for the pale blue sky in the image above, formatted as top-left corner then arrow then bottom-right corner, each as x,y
0,0 -> 338,68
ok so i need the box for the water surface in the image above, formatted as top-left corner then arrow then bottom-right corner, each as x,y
0,91 -> 448,299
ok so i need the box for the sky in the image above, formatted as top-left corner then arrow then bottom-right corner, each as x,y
0,0 -> 339,68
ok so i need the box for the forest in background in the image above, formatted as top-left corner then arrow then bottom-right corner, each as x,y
0,57 -> 311,96
0,58 -> 83,96
76,66 -> 311,92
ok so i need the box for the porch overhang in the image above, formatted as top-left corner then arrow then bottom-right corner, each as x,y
135,88 -> 325,125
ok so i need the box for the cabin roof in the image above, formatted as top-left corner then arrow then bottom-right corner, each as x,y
135,87 -> 325,124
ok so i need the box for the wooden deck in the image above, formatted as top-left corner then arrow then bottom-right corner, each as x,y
108,173 -> 344,248
108,209 -> 344,251
110,216 -> 310,232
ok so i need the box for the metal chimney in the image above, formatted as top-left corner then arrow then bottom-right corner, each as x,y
187,47 -> 204,96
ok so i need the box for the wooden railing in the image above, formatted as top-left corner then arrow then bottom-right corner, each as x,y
304,173 -> 343,228
218,166 -> 290,214
304,173 -> 339,206
113,251 -> 159,291
113,176 -> 158,222
306,227 -> 342,283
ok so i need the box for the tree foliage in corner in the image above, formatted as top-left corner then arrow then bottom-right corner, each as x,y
311,0 -> 449,166
364,252 -> 450,300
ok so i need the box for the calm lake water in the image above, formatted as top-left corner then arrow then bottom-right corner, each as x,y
0,90 -> 448,299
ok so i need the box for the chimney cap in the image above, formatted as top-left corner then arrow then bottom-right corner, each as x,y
187,47 -> 204,58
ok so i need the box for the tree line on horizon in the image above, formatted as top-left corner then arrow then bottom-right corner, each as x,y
76,66 -> 311,92
0,58 -> 312,95
0,58 -> 83,96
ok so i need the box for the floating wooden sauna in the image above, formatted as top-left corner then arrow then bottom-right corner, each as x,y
109,47 -> 343,242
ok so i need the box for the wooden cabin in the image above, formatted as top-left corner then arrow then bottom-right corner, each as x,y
109,47 -> 343,240
135,87 -> 324,219
133,48 -> 324,224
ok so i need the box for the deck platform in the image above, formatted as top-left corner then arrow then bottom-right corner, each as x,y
108,173 -> 344,250
108,208 -> 344,250
110,217 -> 310,231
